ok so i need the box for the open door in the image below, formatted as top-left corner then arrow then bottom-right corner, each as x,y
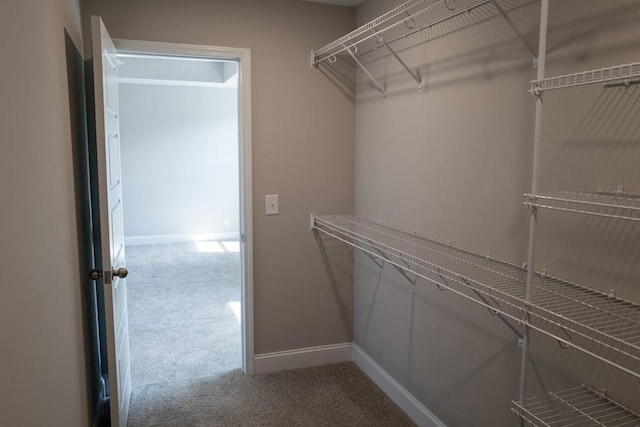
89,16 -> 132,427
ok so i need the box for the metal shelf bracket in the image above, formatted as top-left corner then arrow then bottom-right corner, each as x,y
373,31 -> 423,91
489,0 -> 536,59
467,279 -> 523,340
344,44 -> 386,96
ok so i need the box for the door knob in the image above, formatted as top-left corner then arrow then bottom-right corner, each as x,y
89,268 -> 129,280
113,268 -> 128,278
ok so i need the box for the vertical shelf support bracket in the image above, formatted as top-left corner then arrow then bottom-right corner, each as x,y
344,44 -> 386,96
374,32 -> 423,91
489,0 -> 537,60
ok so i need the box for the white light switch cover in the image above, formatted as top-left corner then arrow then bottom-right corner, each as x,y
265,194 -> 279,215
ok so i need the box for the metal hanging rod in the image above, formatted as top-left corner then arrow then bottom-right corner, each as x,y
524,190 -> 640,222
529,61 -> 640,94
311,214 -> 640,379
512,384 -> 640,426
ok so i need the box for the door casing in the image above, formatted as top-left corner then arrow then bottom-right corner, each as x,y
113,38 -> 255,375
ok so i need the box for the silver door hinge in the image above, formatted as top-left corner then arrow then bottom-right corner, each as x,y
242,233 -> 246,243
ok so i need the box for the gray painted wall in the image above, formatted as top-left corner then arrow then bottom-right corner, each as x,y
352,0 -> 640,425
119,84 -> 240,242
81,0 -> 357,354
0,0 -> 90,425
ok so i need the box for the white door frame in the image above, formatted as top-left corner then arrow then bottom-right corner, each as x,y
113,38 -> 254,375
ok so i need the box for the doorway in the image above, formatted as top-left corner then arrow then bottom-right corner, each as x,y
112,41 -> 254,410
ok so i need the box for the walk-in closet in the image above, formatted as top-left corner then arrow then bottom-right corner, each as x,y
311,0 -> 640,425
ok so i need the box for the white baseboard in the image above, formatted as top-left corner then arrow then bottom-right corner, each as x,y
253,343 -> 353,374
352,344 -> 446,427
125,232 -> 239,246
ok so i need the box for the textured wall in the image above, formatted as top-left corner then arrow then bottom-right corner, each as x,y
353,0 -> 640,425
0,0 -> 90,425
81,0 -> 356,354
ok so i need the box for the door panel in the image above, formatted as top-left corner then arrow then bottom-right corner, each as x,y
91,16 -> 131,427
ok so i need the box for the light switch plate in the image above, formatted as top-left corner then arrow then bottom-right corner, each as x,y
265,194 -> 279,215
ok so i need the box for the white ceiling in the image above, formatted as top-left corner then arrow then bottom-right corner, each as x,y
299,0 -> 365,6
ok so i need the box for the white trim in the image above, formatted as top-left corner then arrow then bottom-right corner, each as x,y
118,76 -> 238,88
124,233 -> 239,246
352,344 -> 446,427
113,39 -> 254,376
253,343 -> 353,374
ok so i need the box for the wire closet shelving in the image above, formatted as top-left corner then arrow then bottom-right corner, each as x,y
523,191 -> 640,222
312,214 -> 640,379
309,0 -> 640,425
310,0 -> 538,95
511,385 -> 640,427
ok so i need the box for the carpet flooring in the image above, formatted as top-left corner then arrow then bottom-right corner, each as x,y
125,242 -> 414,426
126,242 -> 242,389
127,362 -> 415,427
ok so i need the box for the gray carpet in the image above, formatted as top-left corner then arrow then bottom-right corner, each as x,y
125,242 -> 414,426
127,362 -> 415,426
126,242 -> 242,388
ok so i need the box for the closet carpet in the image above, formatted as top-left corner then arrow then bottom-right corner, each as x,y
125,242 -> 413,426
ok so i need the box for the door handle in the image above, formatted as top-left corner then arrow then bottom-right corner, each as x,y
89,268 -> 129,281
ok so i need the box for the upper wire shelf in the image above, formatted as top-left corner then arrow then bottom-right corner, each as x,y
529,62 -> 640,94
512,384 -> 640,426
312,214 -> 640,379
312,0 -> 457,65
524,190 -> 640,222
310,0 -> 530,66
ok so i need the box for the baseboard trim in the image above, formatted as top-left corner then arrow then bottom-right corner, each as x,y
125,232 -> 239,246
352,344 -> 446,427
253,343 -> 353,374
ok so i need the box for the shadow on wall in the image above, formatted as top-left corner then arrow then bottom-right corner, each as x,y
313,230 -> 355,339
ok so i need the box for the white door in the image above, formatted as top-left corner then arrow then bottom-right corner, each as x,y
90,16 -> 132,427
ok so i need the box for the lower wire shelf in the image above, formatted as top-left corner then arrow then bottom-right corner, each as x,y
312,214 -> 640,379
512,385 -> 640,426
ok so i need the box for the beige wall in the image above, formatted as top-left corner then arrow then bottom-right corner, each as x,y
0,0 -> 90,425
80,0 -> 357,354
353,0 -> 640,425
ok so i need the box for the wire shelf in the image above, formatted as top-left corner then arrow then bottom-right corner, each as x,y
524,191 -> 640,222
311,0 -> 504,65
313,215 -> 640,378
529,62 -> 640,94
512,385 -> 640,426
313,0 -> 452,65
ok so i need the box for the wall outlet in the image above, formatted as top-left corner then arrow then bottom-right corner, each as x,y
265,194 -> 279,215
